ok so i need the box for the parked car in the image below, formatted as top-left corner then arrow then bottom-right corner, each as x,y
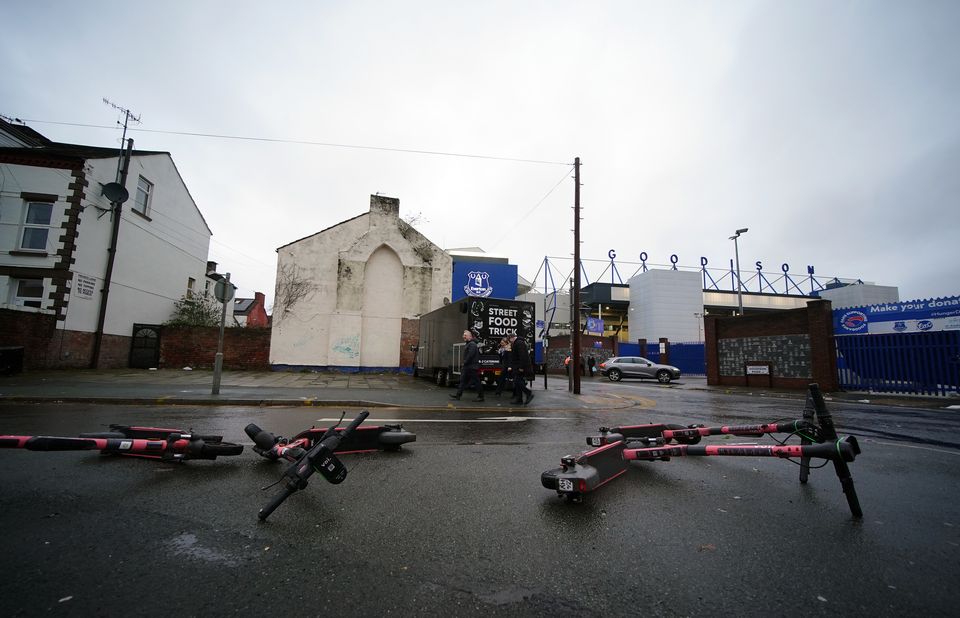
598,356 -> 681,383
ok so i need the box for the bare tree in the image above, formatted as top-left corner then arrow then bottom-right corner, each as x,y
274,263 -> 315,319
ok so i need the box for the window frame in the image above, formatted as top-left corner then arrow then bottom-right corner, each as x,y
18,200 -> 55,253
12,277 -> 45,309
133,175 -> 153,216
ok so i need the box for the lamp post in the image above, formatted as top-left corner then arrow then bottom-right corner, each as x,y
694,312 -> 703,342
729,228 -> 748,316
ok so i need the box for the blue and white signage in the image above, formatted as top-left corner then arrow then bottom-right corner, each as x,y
585,317 -> 604,334
452,262 -> 519,302
833,296 -> 960,335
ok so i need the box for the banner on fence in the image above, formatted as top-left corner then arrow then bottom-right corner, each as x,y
833,295 -> 960,335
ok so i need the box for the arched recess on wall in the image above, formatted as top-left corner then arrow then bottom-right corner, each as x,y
360,244 -> 403,368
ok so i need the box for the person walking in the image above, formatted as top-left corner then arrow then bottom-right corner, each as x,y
494,337 -> 511,397
588,356 -> 596,377
450,329 -> 484,401
510,333 -> 534,405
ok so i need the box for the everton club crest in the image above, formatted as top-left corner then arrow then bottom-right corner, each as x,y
464,271 -> 493,298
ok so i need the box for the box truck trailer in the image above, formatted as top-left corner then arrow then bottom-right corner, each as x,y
415,297 -> 536,387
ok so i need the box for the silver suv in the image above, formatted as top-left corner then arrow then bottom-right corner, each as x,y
598,356 -> 681,383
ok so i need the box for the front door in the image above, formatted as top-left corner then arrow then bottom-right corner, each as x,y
130,324 -> 161,369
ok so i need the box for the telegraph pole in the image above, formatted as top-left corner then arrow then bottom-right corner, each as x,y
91,100 -> 139,368
571,157 -> 581,394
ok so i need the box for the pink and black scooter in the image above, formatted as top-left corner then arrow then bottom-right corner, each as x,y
541,383 -> 863,517
0,424 -> 243,461
244,412 -> 415,520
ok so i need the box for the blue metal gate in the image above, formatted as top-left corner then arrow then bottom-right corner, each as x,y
835,330 -> 960,396
668,342 -> 707,377
616,342 -> 705,376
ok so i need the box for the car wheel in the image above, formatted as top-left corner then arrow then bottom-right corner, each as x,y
608,368 -> 622,382
436,369 -> 446,386
656,370 -> 672,384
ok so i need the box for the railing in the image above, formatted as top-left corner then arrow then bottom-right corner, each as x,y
836,330 -> 960,397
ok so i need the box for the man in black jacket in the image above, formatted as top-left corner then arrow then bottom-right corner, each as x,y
509,333 -> 534,405
450,329 -> 484,401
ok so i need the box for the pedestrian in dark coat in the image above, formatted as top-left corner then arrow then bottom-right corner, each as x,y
495,337 -> 511,396
450,330 -> 484,401
510,334 -> 534,405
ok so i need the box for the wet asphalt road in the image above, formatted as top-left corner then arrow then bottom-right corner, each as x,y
1,384 -> 958,617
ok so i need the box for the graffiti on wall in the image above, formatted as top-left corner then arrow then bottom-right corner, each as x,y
332,335 -> 360,359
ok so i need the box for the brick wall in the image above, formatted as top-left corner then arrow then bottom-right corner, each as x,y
705,299 -> 838,391
0,309 -> 136,369
159,326 -> 271,370
398,318 -> 419,374
0,308 -> 58,369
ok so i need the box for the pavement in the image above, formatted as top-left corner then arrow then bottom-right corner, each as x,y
0,367 -> 956,409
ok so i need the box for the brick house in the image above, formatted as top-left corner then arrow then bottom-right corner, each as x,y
233,292 -> 269,327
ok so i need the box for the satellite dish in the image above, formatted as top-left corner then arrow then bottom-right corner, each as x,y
101,182 -> 129,204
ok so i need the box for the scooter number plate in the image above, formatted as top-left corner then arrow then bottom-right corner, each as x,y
558,479 -> 574,492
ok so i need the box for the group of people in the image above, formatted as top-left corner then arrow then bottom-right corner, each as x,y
564,355 -> 597,376
450,329 -> 534,405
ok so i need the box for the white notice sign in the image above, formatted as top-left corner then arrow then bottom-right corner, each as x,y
74,273 -> 96,299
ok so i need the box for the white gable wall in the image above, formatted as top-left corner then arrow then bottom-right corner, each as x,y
271,197 -> 452,370
66,155 -> 214,336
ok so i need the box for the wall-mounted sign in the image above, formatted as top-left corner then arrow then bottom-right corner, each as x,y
74,272 -> 97,300
452,262 -> 518,302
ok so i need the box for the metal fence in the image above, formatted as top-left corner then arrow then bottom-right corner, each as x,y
835,330 -> 960,397
617,342 -> 706,376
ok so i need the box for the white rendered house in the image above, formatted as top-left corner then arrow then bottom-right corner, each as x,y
0,118 -> 216,368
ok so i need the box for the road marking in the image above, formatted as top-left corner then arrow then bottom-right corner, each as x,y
316,416 -> 569,424
866,439 -> 960,456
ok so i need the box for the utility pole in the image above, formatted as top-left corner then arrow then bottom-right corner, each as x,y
572,157 -> 581,395
103,99 -> 140,182
91,138 -> 133,368
91,100 -> 139,368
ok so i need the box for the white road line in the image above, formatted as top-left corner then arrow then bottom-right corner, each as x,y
316,416 -> 568,423
866,439 -> 960,456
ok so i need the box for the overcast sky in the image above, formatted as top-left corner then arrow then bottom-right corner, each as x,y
3,0 -> 958,309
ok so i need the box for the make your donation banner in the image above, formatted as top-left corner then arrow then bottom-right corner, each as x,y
833,296 -> 960,335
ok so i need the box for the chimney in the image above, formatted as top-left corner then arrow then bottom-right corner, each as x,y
369,194 -> 400,218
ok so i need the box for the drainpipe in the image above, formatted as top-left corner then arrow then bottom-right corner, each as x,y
91,138 -> 133,368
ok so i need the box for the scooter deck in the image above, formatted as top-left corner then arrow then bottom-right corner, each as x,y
541,440 -> 628,502
79,424 -> 223,441
586,423 -> 703,447
292,424 -> 416,453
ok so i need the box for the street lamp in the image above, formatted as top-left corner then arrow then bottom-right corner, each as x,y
729,228 -> 748,316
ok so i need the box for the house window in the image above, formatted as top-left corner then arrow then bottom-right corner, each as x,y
19,202 -> 54,251
13,278 -> 44,308
134,176 -> 153,215
187,277 -> 196,298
